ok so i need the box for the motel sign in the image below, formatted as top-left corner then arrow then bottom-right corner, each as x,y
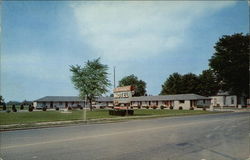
113,86 -> 135,106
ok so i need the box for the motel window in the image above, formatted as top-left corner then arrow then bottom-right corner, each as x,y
179,100 -> 184,103
59,102 -> 62,105
231,97 -> 234,104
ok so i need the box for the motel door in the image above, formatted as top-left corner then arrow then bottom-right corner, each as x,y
50,102 -> 53,108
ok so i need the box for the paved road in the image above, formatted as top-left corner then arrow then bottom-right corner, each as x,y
1,112 -> 249,160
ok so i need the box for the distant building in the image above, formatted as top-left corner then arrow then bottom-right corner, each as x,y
34,93 -> 211,110
33,96 -> 85,109
210,91 -> 245,108
130,94 -> 210,110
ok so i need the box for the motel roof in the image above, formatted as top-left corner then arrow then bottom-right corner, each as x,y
34,94 -> 210,102
34,96 -> 84,102
131,94 -> 211,101
34,96 -> 112,102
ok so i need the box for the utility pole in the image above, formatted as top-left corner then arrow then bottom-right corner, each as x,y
113,66 -> 116,89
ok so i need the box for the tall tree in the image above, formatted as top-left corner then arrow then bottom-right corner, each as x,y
197,69 -> 219,96
209,33 -> 249,98
118,74 -> 146,96
70,58 -> 111,111
0,95 -> 4,105
181,73 -> 199,94
160,73 -> 183,95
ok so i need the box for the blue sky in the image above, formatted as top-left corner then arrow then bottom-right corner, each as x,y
1,1 -> 249,102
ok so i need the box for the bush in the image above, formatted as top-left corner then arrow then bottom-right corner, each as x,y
12,105 -> 16,110
6,110 -> 11,113
203,107 -> 206,111
170,106 -> 174,110
55,107 -> 59,111
29,107 -> 33,112
189,107 -> 194,110
138,106 -> 141,109
80,106 -> 83,110
12,105 -> 17,112
130,107 -> 133,109
160,106 -> 165,110
20,104 -> 24,110
109,109 -> 134,116
152,106 -> 157,109
179,106 -> 183,110
42,107 -> 47,111
68,107 -> 72,110
3,103 -> 6,110
146,106 -> 149,109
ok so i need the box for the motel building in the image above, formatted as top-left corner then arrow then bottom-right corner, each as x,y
209,91 -> 246,108
34,93 -> 211,110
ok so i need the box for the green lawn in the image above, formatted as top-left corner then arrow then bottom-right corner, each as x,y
0,109 -> 211,125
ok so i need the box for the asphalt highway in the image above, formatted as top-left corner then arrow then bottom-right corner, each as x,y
1,112 -> 249,160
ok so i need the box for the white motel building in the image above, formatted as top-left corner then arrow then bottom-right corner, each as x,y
33,93 -> 211,110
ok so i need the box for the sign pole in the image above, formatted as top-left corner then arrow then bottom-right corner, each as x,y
84,95 -> 87,121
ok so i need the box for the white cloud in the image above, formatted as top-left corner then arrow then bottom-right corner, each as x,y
71,1 -> 236,61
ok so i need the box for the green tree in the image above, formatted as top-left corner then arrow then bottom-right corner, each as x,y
181,73 -> 199,94
209,33 -> 249,98
118,74 -> 146,96
70,58 -> 111,111
0,95 -> 4,105
198,69 -> 219,96
160,72 -> 183,95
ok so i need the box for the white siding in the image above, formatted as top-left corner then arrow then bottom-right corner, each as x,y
210,95 -> 237,107
174,100 -> 191,110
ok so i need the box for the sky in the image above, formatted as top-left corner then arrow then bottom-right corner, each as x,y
1,1 -> 249,102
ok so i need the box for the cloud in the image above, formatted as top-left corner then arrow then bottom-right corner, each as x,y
71,1 -> 236,61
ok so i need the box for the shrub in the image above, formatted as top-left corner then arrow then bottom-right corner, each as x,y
160,106 -> 165,110
42,107 -> 47,111
12,105 -> 17,112
138,106 -> 141,109
6,110 -> 11,113
152,106 -> 157,109
109,109 -> 134,116
179,106 -> 183,110
189,107 -> 194,110
146,106 -> 149,109
3,103 -> 6,110
170,106 -> 174,110
12,105 -> 16,110
80,106 -> 83,110
203,107 -> 206,111
68,107 -> 72,110
20,104 -> 24,110
29,107 -> 33,112
55,107 -> 59,111
130,107 -> 133,109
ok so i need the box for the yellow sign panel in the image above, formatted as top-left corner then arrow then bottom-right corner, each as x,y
113,86 -> 134,92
